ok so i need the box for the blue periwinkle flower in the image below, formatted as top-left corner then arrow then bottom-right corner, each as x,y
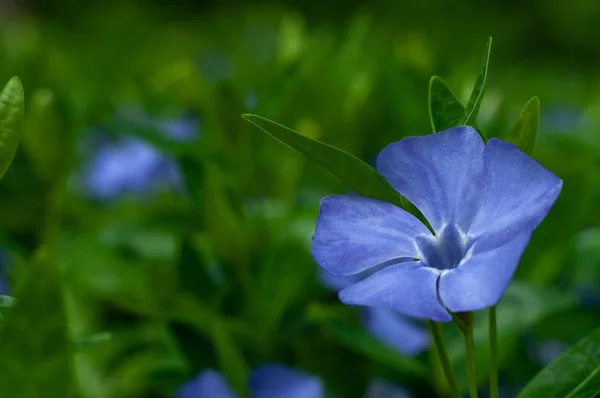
319,269 -> 429,356
84,138 -> 181,199
312,127 -> 562,321
177,365 -> 323,398
83,115 -> 198,200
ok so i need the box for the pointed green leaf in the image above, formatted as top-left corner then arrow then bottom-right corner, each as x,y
518,326 -> 600,398
242,114 -> 402,207
429,76 -> 466,133
507,96 -> 540,156
464,37 -> 492,126
0,77 -> 25,180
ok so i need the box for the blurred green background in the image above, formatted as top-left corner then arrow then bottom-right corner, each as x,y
0,0 -> 598,397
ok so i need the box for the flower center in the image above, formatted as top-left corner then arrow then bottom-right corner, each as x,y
416,224 -> 468,270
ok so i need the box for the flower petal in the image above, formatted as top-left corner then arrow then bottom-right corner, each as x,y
312,195 -> 429,276
176,370 -> 237,398
339,262 -> 450,322
376,126 -> 484,233
318,268 -> 357,291
364,308 -> 430,356
248,364 -> 324,398
468,138 -> 562,251
438,231 -> 531,312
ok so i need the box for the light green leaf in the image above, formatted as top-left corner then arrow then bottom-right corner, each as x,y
329,322 -> 428,378
507,96 -> 540,156
448,282 -> 577,390
464,37 -> 492,126
0,77 -> 25,180
428,76 -> 466,133
72,332 -> 113,351
242,114 -> 402,207
518,327 -> 600,398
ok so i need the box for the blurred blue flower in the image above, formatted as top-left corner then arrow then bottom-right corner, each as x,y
177,366 -> 412,398
365,378 -> 411,398
177,364 -> 323,398
312,126 -> 562,321
535,339 -> 568,366
539,105 -> 581,133
82,115 -> 198,200
319,269 -> 429,356
177,370 -> 237,398
248,364 -> 324,398
156,115 -> 199,141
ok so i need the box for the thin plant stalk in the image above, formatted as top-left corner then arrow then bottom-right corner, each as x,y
429,321 -> 461,398
489,306 -> 498,398
464,312 -> 478,398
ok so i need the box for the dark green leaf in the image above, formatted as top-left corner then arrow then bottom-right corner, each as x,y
464,37 -> 492,126
242,114 -> 402,207
518,327 -> 600,398
329,322 -> 428,378
21,89 -> 68,181
0,251 -> 79,397
0,77 -> 25,180
448,282 -> 577,390
428,76 -> 466,133
507,96 -> 540,156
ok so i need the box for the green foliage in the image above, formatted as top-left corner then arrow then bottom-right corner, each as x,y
447,283 -> 577,390
0,295 -> 16,324
0,4 -> 596,398
429,37 -> 492,135
507,96 -> 540,156
464,37 -> 492,126
243,114 -> 403,207
0,77 -> 24,180
328,322 -> 428,378
0,250 -> 78,397
428,77 -> 466,133
518,327 -> 600,398
21,89 -> 68,181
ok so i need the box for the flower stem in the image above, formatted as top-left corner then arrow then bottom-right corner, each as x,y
489,306 -> 498,398
429,321 -> 461,398
464,312 -> 478,398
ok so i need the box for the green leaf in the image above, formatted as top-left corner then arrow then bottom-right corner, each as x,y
21,89 -> 68,181
0,295 -> 16,324
0,250 -> 79,396
464,37 -> 492,126
242,114 -> 402,207
329,322 -> 428,378
448,282 -> 577,390
518,327 -> 600,398
0,77 -> 25,180
72,331 -> 113,351
507,96 -> 540,156
428,76 -> 466,133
